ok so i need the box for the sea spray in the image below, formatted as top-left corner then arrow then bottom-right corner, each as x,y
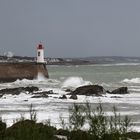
35,72 -> 47,81
122,78 -> 140,84
61,76 -> 92,90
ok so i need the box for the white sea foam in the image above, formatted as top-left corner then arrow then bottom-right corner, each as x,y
0,92 -> 140,129
92,63 -> 140,67
3,77 -> 61,89
122,78 -> 140,84
61,76 -> 92,90
35,72 -> 47,81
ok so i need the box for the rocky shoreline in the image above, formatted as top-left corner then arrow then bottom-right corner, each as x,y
0,85 -> 129,100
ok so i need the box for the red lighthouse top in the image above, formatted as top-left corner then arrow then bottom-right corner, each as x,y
37,43 -> 44,49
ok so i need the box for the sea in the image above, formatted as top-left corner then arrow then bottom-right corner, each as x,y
0,63 -> 140,131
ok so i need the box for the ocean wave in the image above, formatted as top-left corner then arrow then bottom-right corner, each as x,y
35,72 -> 48,81
92,63 -> 140,67
61,76 -> 92,90
3,77 -> 61,89
122,78 -> 140,84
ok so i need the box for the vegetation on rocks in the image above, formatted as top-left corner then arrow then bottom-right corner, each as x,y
0,103 -> 139,140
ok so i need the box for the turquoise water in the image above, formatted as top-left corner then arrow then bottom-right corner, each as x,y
47,64 -> 140,91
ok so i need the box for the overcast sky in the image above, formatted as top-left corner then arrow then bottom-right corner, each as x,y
0,0 -> 140,57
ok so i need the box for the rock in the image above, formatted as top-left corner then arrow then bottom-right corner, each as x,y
32,95 -> 49,98
0,86 -> 39,96
65,89 -> 73,92
0,88 -> 22,95
111,87 -> 128,94
31,90 -> 56,98
35,90 -> 56,95
23,86 -> 39,93
70,85 -> 105,96
69,94 -> 78,100
0,94 -> 3,98
46,90 -> 54,94
106,90 -> 111,93
110,96 -> 122,98
31,94 -> 48,98
59,95 -> 67,99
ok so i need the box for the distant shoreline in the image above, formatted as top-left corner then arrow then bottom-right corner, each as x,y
1,55 -> 140,65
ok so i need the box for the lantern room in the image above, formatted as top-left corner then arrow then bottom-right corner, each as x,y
37,43 -> 44,50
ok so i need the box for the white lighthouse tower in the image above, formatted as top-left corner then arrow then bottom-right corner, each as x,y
37,43 -> 45,63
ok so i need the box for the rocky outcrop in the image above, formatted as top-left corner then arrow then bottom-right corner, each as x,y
0,86 -> 39,96
111,87 -> 128,94
0,62 -> 49,82
31,94 -> 48,98
0,87 -> 57,98
70,85 -> 105,96
69,94 -> 78,100
59,95 -> 67,99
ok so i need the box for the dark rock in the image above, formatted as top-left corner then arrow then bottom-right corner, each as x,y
110,96 -> 122,98
0,94 -> 3,98
59,95 -> 67,99
69,94 -> 78,100
0,88 -> 22,95
46,90 -> 54,94
111,87 -> 128,94
106,90 -> 111,93
31,94 -> 48,98
23,86 -> 39,93
65,89 -> 73,92
31,90 -> 56,98
70,85 -> 105,96
35,90 -> 56,95
0,86 -> 39,96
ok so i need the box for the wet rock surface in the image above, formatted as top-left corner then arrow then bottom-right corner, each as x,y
0,85 -> 129,99
31,94 -> 49,98
69,94 -> 78,100
0,86 -> 58,98
111,87 -> 128,94
70,85 -> 105,96
0,86 -> 39,96
59,95 -> 67,99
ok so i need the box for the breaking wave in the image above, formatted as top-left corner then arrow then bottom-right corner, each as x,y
35,72 -> 47,81
122,78 -> 140,84
93,63 -> 140,67
61,76 -> 92,90
5,77 -> 61,89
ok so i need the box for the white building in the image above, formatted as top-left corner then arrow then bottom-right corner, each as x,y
37,43 -> 45,63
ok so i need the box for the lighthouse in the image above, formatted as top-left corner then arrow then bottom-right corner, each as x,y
37,43 -> 45,63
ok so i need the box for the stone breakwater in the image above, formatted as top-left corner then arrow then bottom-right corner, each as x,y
0,62 -> 49,82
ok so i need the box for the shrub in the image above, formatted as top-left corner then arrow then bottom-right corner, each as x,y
67,103 -> 132,140
0,103 -> 133,140
29,104 -> 37,122
68,103 -> 86,131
